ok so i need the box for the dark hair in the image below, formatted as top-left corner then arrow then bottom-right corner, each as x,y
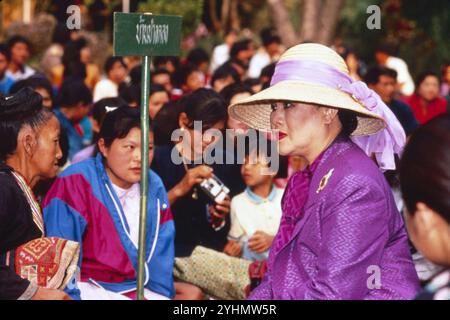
244,78 -> 261,88
376,44 -> 396,56
399,114 -> 450,223
171,63 -> 199,88
260,63 -> 276,83
153,101 -> 179,146
415,71 -> 440,90
119,83 -> 141,106
0,87 -> 53,161
7,35 -> 32,52
187,48 -> 210,67
104,56 -> 127,75
26,75 -> 54,97
9,79 -> 29,94
0,44 -> 11,61
129,65 -> 141,85
152,67 -> 171,79
211,63 -> 240,87
153,56 -> 179,70
219,83 -> 253,106
52,23 -> 71,45
57,80 -> 92,107
178,88 -> 227,129
230,39 -> 252,60
98,107 -> 150,149
364,66 -> 398,85
150,84 -> 168,97
92,97 -> 128,125
260,27 -> 281,47
338,109 -> 358,137
62,38 -> 88,81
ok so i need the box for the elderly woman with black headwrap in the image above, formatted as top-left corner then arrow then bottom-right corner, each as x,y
0,87 -> 72,300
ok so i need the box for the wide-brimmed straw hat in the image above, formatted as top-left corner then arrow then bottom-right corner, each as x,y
228,43 -> 386,136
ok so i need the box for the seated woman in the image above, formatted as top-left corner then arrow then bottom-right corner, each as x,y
399,114 -> 450,300
229,43 -> 419,299
43,107 -> 176,300
0,87 -> 70,300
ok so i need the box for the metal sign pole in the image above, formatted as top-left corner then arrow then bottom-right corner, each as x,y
137,56 -> 151,300
113,12 -> 181,301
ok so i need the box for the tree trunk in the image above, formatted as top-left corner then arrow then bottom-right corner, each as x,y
229,0 -> 241,32
208,0 -> 222,32
299,0 -> 322,42
221,0 -> 231,33
267,0 -> 298,47
316,0 -> 345,45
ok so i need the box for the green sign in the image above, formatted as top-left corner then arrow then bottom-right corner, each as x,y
113,12 -> 182,56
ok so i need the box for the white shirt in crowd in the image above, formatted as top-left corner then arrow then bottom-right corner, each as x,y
386,56 -> 415,96
210,43 -> 229,73
93,78 -> 118,102
112,182 -> 141,247
228,185 -> 283,260
6,65 -> 35,81
248,49 -> 271,79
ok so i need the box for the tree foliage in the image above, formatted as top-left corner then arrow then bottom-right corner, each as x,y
138,0 -> 204,38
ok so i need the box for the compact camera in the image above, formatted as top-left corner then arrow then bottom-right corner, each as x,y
198,174 -> 230,203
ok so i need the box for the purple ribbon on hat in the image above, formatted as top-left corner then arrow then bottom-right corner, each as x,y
270,59 -> 406,171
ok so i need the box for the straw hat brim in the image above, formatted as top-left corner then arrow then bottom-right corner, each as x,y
228,80 -> 386,136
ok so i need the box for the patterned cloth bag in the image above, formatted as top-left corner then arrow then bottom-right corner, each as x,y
173,246 -> 251,300
14,237 -> 80,290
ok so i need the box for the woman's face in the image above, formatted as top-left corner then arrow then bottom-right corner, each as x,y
100,128 -> 154,189
109,61 -> 128,84
149,91 -> 169,119
270,102 -> 325,157
29,115 -> 62,179
445,66 -> 450,85
11,42 -> 30,66
35,87 -> 53,109
418,75 -> 440,102
185,71 -> 204,92
227,92 -> 250,134
405,203 -> 450,266
181,120 -> 225,159
80,47 -> 91,64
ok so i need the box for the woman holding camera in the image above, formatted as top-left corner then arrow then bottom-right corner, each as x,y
152,88 -> 245,257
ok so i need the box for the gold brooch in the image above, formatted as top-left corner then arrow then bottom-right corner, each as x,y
316,168 -> 334,194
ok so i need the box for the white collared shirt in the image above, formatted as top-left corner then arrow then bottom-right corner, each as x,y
228,185 -> 284,241
112,182 -> 140,247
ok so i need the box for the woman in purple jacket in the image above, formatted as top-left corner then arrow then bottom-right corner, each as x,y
228,43 -> 420,299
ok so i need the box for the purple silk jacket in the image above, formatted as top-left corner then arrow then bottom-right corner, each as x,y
250,135 -> 420,300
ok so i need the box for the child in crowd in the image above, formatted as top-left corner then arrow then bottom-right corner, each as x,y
93,56 -> 128,102
224,145 -> 283,261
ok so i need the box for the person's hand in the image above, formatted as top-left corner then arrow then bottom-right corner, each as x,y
31,287 -> 72,300
247,231 -> 274,253
224,240 -> 242,257
174,165 -> 213,197
210,195 -> 231,218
